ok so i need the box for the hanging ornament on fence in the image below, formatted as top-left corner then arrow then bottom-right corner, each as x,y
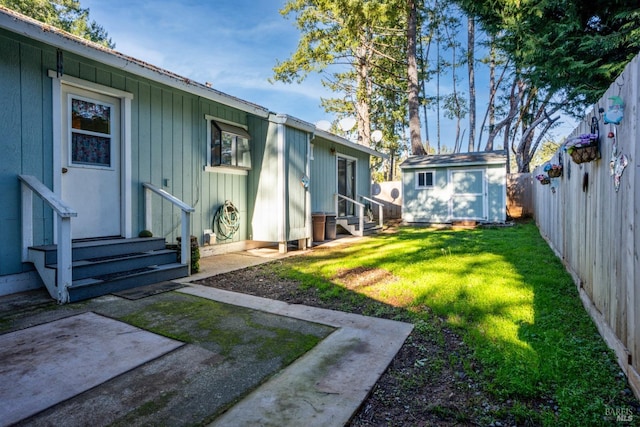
608,126 -> 628,192
604,96 -> 624,125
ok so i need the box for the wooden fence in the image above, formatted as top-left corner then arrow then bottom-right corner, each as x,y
371,181 -> 402,219
507,173 -> 533,219
532,54 -> 640,397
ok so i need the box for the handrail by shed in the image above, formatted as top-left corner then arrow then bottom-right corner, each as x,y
334,193 -> 365,237
359,194 -> 384,228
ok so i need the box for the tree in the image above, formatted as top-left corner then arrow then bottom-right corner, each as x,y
274,0 -> 427,157
451,0 -> 640,171
467,15 -> 475,152
453,0 -> 640,105
1,0 -> 114,48
274,1 -> 393,147
407,0 -> 426,155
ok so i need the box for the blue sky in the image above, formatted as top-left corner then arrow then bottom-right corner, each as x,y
82,0 -> 576,153
83,0 -> 332,124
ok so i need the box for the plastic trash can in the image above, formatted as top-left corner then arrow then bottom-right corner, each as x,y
312,212 -> 326,242
324,212 -> 337,240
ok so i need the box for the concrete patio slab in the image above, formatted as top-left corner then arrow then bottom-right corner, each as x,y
179,285 -> 414,427
0,312 -> 182,426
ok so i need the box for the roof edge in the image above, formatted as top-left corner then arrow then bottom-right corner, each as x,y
0,6 -> 270,118
313,128 -> 388,159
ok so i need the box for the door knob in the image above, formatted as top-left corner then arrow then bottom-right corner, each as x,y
62,167 -> 68,174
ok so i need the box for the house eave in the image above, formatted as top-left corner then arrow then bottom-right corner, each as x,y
0,6 -> 270,118
313,128 -> 388,159
269,113 -> 316,133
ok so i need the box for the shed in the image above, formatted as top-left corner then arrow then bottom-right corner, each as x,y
400,151 -> 507,224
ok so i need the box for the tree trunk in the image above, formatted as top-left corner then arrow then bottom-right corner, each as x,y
355,37 -> 371,146
467,16 -> 476,152
486,78 -> 521,152
407,0 -> 425,155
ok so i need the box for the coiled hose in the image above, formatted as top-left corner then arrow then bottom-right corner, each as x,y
214,200 -> 240,241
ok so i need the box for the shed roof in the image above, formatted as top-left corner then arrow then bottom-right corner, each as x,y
400,151 -> 507,169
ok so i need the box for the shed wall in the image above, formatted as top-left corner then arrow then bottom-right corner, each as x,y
402,163 -> 506,223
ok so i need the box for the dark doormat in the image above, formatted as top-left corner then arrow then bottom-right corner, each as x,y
112,281 -> 185,300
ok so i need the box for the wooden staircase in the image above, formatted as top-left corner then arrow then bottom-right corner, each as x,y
28,237 -> 188,303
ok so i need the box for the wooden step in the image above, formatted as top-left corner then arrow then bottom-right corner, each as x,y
67,263 -> 188,302
49,249 -> 179,281
30,237 -> 167,264
27,237 -> 189,303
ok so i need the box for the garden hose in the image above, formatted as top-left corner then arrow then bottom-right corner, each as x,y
214,200 -> 240,240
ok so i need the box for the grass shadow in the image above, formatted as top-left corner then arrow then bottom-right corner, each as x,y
259,222 -> 638,426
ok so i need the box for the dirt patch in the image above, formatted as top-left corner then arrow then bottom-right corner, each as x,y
332,266 -> 398,290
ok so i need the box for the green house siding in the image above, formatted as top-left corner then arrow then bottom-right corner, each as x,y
0,29 -> 255,277
0,18 -> 384,290
249,120 -> 279,242
310,136 -> 372,214
310,138 -> 337,213
286,127 -> 309,240
250,119 -> 310,243
0,31 -> 55,275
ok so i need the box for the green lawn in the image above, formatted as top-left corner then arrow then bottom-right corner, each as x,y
270,222 -> 637,425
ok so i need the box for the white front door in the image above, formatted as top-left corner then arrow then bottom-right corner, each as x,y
61,85 -> 122,239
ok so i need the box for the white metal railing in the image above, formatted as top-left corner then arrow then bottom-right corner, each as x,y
334,193 -> 365,237
19,174 -> 77,303
143,182 -> 195,274
359,195 -> 384,228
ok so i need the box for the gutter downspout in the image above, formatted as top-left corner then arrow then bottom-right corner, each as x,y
306,131 -> 313,248
277,121 -> 287,253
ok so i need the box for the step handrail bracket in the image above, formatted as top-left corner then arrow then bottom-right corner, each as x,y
19,174 -> 77,303
142,182 -> 195,274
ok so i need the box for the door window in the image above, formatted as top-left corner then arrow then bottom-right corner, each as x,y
69,96 -> 113,168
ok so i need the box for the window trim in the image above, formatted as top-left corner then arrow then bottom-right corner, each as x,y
415,170 -> 435,189
205,115 -> 251,174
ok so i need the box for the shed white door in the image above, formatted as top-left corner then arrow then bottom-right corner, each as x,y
61,86 -> 121,239
450,170 -> 486,220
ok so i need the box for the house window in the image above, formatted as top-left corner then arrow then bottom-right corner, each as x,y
209,120 -> 251,169
416,171 -> 434,188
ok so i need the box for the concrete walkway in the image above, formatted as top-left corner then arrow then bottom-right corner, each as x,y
182,285 -> 413,426
0,238 -> 413,426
